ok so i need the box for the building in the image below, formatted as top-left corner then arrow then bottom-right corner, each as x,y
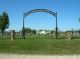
37,30 -> 50,34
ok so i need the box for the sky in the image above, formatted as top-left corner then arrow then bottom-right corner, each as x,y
0,0 -> 80,31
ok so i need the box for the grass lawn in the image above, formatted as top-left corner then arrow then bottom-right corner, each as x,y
0,39 -> 80,55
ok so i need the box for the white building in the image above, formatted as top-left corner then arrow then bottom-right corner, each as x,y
37,30 -> 50,34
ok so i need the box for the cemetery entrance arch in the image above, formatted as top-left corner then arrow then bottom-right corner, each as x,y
22,9 -> 58,39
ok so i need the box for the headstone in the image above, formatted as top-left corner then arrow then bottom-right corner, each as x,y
10,30 -> 15,40
67,32 -> 72,40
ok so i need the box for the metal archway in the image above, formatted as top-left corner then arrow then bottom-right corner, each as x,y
22,9 -> 58,39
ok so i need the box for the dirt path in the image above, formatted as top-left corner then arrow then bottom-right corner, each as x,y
0,54 -> 80,59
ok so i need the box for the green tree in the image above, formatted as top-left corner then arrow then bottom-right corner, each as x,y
25,28 -> 31,34
0,12 -> 9,35
50,30 -> 55,34
24,28 -> 36,35
31,30 -> 36,34
78,29 -> 80,35
0,15 -> 2,32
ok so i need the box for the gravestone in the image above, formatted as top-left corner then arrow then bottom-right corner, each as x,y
10,30 -> 15,40
67,32 -> 72,40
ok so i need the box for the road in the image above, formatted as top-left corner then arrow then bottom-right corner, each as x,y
0,54 -> 80,59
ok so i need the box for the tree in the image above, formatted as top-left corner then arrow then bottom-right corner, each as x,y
31,30 -> 36,34
50,30 -> 55,34
0,12 -> 9,35
78,29 -> 80,34
0,15 -> 2,32
25,28 -> 31,34
24,28 -> 36,35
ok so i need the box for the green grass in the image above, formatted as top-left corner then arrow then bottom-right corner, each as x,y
0,39 -> 80,55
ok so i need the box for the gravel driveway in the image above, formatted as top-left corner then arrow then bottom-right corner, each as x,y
0,54 -> 80,59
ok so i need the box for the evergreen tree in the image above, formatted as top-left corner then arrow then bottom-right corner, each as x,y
0,12 -> 9,35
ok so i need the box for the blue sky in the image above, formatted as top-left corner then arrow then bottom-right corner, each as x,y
0,0 -> 80,31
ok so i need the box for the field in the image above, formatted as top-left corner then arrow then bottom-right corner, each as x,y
0,34 -> 80,55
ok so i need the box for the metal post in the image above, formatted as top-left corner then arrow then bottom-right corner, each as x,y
22,14 -> 25,39
55,12 -> 58,39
